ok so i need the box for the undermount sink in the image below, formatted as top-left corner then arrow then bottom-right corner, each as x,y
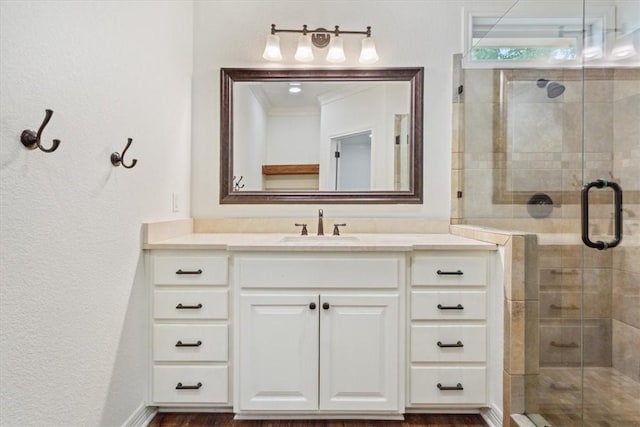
279,235 -> 360,243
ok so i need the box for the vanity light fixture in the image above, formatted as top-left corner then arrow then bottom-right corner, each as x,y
263,24 -> 378,64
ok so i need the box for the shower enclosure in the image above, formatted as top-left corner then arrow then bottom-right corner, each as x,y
460,1 -> 639,425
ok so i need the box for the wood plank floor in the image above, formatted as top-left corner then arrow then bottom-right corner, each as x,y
149,413 -> 488,427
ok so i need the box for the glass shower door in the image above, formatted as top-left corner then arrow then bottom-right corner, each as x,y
462,0 -> 639,425
579,3 -> 640,426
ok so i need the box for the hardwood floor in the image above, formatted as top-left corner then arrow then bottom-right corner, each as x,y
149,413 -> 488,427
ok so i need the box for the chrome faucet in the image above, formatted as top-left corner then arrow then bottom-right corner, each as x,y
317,209 -> 324,236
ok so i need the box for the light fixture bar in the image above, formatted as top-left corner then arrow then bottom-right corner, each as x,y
265,24 -> 378,64
270,24 -> 371,37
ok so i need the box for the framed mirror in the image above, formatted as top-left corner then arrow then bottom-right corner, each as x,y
220,67 -> 423,204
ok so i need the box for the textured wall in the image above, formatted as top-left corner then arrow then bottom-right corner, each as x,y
0,1 -> 193,426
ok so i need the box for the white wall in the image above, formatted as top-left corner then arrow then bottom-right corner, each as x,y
233,85 -> 268,190
0,1 -> 193,426
266,112 -> 320,165
191,0 -> 517,219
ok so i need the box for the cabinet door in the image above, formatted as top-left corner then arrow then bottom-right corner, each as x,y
239,293 -> 319,411
319,294 -> 399,411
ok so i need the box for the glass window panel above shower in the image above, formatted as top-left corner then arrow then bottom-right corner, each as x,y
463,1 -> 639,69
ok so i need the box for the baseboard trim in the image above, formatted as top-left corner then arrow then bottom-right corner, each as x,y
121,403 -> 158,427
481,404 -> 503,427
234,413 -> 404,420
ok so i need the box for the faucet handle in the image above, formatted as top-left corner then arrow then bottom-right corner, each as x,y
294,223 -> 308,236
333,223 -> 347,236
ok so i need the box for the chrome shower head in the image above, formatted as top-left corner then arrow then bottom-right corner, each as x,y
536,79 -> 565,98
547,82 -> 565,98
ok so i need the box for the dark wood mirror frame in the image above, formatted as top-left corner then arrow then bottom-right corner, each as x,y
220,67 -> 424,204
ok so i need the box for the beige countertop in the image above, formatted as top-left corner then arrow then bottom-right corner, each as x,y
143,232 -> 497,251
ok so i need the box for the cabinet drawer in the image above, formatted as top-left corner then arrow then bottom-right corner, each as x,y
411,256 -> 487,286
153,256 -> 228,285
411,325 -> 486,362
153,366 -> 228,404
236,254 -> 402,288
410,367 -> 486,405
154,290 -> 228,320
153,325 -> 228,362
411,291 -> 486,320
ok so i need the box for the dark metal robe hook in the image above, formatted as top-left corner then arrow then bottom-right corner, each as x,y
20,109 -> 61,153
233,175 -> 245,191
111,138 -> 138,168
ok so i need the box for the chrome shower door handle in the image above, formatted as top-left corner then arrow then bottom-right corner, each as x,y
581,179 -> 623,250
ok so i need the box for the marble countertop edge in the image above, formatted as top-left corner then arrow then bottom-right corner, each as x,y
143,232 -> 497,251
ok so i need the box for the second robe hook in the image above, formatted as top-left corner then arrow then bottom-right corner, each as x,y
111,138 -> 138,168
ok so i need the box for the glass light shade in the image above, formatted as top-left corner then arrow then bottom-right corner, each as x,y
582,37 -> 603,61
359,37 -> 379,64
294,34 -> 314,62
326,36 -> 346,63
611,38 -> 637,59
262,34 -> 282,61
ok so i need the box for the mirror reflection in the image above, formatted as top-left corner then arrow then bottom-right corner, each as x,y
233,81 -> 411,192
220,68 -> 423,204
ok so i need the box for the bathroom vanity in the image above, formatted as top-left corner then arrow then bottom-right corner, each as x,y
145,232 -> 499,419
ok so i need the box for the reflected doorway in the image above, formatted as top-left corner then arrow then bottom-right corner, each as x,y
331,131 -> 372,191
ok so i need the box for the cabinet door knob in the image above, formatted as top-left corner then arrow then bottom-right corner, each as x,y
309,302 -> 316,310
323,302 -> 330,310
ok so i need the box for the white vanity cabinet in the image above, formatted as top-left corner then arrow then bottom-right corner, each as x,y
144,232 -> 500,418
235,252 -> 404,415
149,251 -> 230,406
408,252 -> 491,407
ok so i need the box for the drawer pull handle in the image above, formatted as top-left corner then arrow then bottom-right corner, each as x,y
176,269 -> 203,275
437,269 -> 464,275
437,340 -> 464,348
437,383 -> 464,391
309,302 -> 316,310
176,340 -> 202,347
176,303 -> 203,310
550,341 -> 580,349
175,382 -> 202,390
323,302 -> 330,310
437,304 -> 464,310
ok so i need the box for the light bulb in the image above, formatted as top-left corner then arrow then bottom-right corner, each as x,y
581,35 -> 602,61
295,34 -> 314,62
326,35 -> 346,63
288,83 -> 302,93
611,37 -> 637,59
262,34 -> 282,61
359,37 -> 378,64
